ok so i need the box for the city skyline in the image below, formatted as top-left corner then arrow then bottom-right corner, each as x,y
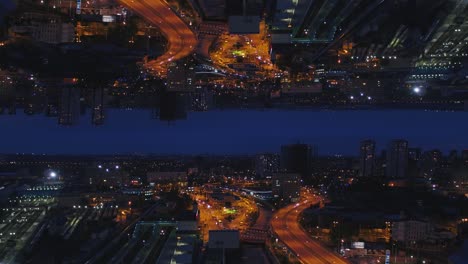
1,0 -> 468,263
1,109 -> 467,155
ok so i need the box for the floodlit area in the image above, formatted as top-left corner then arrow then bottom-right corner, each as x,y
210,21 -> 280,78
0,207 -> 46,263
191,187 -> 257,242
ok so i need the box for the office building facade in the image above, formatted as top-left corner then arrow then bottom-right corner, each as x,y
58,85 -> 80,126
386,139 -> 409,178
272,173 -> 301,202
359,140 -> 375,177
255,153 -> 280,178
280,143 -> 314,179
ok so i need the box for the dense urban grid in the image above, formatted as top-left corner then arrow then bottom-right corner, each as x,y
1,0 -> 468,264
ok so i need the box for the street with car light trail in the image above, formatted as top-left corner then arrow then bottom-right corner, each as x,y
271,191 -> 349,264
119,0 -> 197,76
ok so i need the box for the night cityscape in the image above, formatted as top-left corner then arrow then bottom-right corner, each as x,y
1,0 -> 468,263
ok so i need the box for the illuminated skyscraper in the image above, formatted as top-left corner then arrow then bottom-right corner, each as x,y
386,139 -> 409,178
359,140 -> 375,177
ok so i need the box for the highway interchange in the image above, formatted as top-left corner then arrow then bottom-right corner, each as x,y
192,187 -> 257,242
119,0 -> 278,79
119,0 -> 197,76
20,1 -> 361,261
271,191 -> 349,264
0,189 -> 349,264
193,185 -> 348,263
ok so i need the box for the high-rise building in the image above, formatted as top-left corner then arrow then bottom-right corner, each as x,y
386,139 -> 409,178
280,143 -> 314,179
359,140 -> 375,177
191,86 -> 213,111
461,150 -> 468,167
43,79 -> 61,117
255,153 -> 279,178
226,0 -> 261,34
226,0 -> 262,17
421,149 -> 442,176
91,87 -> 105,125
167,59 -> 195,92
448,150 -> 458,163
0,70 -> 15,115
159,92 -> 188,121
271,173 -> 301,202
269,0 -> 382,44
58,84 -> 80,126
408,148 -> 422,161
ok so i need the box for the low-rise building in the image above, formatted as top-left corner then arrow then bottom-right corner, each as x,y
9,12 -> 74,44
208,229 -> 240,249
392,219 -> 433,242
33,23 -> 74,44
147,171 -> 187,183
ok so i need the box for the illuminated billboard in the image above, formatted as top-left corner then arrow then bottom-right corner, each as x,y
102,15 -> 116,23
351,242 -> 365,249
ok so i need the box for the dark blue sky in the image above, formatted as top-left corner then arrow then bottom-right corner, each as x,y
0,0 -> 15,22
1,109 -> 467,155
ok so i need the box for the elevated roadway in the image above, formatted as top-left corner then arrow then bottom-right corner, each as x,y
271,193 -> 348,264
120,0 -> 197,76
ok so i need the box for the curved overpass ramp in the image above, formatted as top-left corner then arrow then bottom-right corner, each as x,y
120,0 -> 197,76
271,193 -> 349,264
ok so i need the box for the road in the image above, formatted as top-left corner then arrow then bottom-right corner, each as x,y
253,205 -> 272,231
271,193 -> 348,264
210,21 -> 279,78
241,205 -> 271,244
119,0 -> 197,76
192,188 -> 257,242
